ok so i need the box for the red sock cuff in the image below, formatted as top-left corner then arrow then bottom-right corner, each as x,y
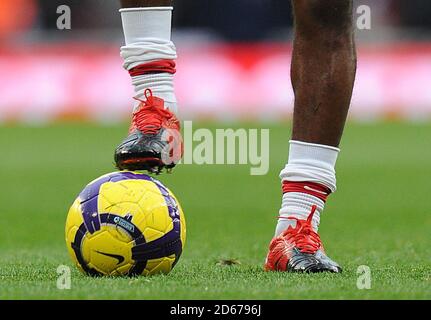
129,59 -> 176,77
282,181 -> 331,202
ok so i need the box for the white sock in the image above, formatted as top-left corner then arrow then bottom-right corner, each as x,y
120,7 -> 177,113
275,140 -> 340,236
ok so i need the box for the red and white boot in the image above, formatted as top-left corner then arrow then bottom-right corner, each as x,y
265,204 -> 341,273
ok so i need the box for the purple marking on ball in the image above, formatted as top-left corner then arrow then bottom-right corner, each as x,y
131,219 -> 182,261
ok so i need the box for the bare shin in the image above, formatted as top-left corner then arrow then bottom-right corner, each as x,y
291,0 -> 357,147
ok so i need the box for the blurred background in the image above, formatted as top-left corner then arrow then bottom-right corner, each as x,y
1,0 -> 431,122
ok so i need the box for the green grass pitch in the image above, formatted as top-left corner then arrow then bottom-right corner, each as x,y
0,121 -> 430,299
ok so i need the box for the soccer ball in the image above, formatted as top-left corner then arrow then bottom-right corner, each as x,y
65,171 -> 186,276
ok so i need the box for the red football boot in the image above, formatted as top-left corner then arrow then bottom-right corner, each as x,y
114,89 -> 183,174
264,205 -> 341,273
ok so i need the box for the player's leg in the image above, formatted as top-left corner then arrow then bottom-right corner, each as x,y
115,0 -> 182,173
265,0 -> 357,272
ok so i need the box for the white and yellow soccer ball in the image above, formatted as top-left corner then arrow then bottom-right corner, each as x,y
65,171 -> 186,276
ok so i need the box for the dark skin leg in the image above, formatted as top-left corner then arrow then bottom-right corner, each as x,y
291,0 -> 357,147
121,0 -> 173,8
